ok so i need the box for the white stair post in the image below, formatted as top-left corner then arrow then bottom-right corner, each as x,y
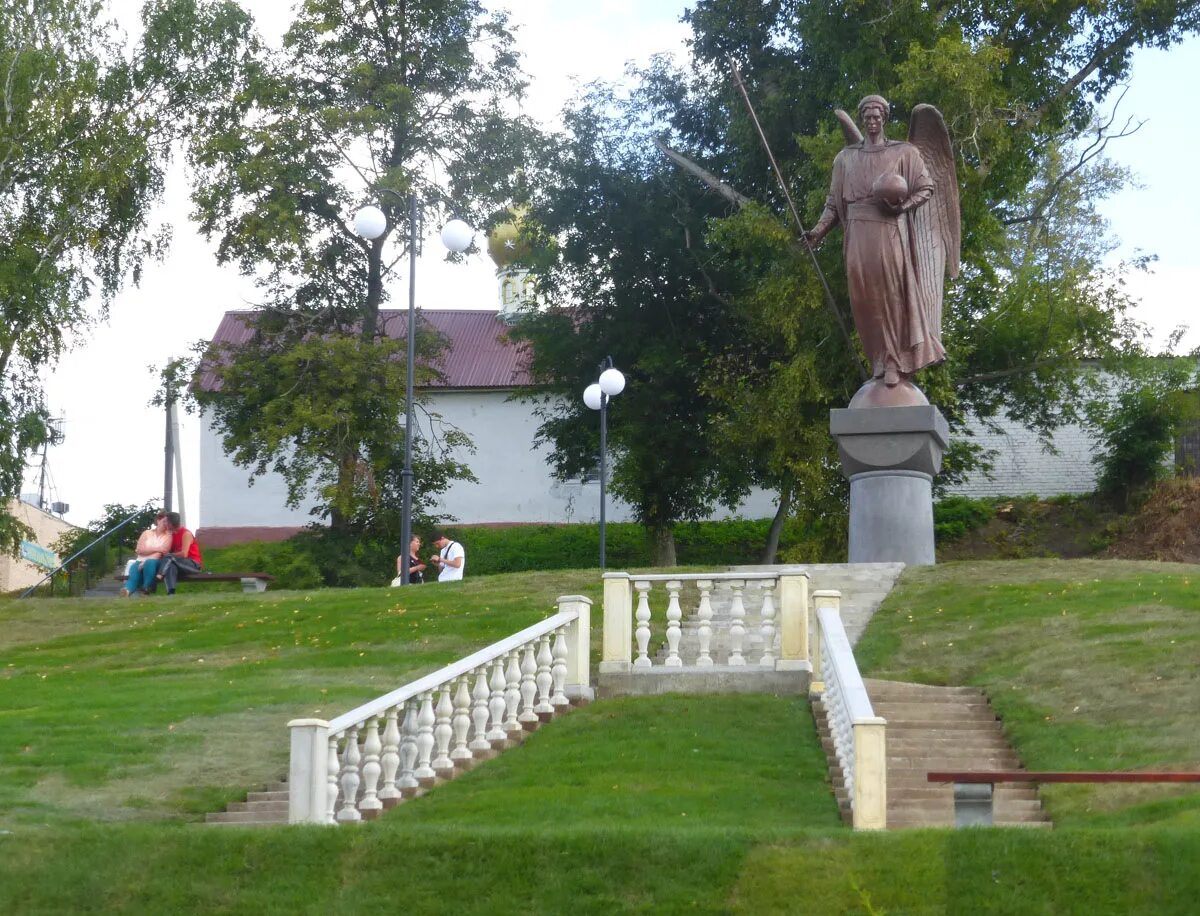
759,580 -> 777,666
534,632 -> 554,716
600,572 -> 632,673
336,727 -> 362,822
378,706 -> 401,802
487,656 -> 508,744
469,666 -> 492,752
325,733 -> 340,824
853,717 -> 888,831
550,625 -> 569,707
287,718 -> 331,825
397,699 -> 419,793
777,572 -> 811,673
431,686 -> 455,775
451,676 -> 473,764
727,579 -> 747,666
414,692 -> 436,785
811,589 -> 841,695
633,579 -> 653,668
663,579 -> 683,667
503,650 -> 523,735
518,642 -> 539,727
358,716 -> 383,815
557,594 -> 593,700
695,579 -> 714,667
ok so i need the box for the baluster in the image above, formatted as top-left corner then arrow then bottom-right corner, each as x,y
503,650 -> 523,735
398,699 -> 419,793
336,726 -> 362,822
469,666 -> 492,752
431,685 -> 454,775
551,625 -> 570,707
451,676 -> 473,764
695,579 -> 714,667
358,716 -> 383,815
663,579 -> 683,667
759,580 -> 777,666
633,579 -> 652,668
414,692 -> 436,785
487,656 -> 508,744
325,734 -> 340,824
518,642 -> 539,727
534,632 -> 554,717
378,706 -> 401,802
727,579 -> 746,665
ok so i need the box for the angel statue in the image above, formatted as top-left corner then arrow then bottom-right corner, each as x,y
805,95 -> 960,408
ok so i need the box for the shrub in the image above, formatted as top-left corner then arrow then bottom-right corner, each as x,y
933,496 -> 995,542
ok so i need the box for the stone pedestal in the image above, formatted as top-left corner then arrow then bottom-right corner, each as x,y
830,405 -> 949,566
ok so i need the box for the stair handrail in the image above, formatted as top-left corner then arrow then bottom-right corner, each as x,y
19,509 -> 146,599
288,595 -> 593,825
812,590 -> 887,830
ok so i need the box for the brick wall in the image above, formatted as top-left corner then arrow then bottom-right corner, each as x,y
946,415 -> 1102,498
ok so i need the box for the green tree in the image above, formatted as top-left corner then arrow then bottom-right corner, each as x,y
1086,356 -> 1200,509
183,0 -> 534,530
667,1 -> 1195,531
0,0 -> 250,555
512,77 -> 753,565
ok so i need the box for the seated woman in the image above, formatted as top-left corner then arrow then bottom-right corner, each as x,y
159,512 -> 204,595
121,513 -> 172,596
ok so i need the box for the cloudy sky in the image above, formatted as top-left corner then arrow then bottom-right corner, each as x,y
26,2 -> 1200,529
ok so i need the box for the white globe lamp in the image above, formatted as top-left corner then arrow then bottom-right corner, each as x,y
440,219 -> 474,253
583,383 -> 603,411
599,367 -> 626,397
353,205 -> 387,241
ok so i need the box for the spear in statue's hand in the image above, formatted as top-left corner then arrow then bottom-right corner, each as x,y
727,58 -> 866,382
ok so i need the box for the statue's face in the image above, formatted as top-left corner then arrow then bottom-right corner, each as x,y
861,106 -> 885,137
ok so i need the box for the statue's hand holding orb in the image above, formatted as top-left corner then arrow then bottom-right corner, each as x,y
871,172 -> 908,213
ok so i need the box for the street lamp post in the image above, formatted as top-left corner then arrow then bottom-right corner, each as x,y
584,357 -> 625,570
353,194 -> 473,586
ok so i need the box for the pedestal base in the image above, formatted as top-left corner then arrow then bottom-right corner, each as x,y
830,404 -> 949,567
848,470 -> 935,564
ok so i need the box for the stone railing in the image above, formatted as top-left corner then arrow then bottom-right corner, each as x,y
599,571 -> 812,673
287,595 -> 592,825
812,589 -> 886,830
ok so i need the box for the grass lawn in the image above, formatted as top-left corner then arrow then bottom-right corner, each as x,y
2,561 -> 1199,913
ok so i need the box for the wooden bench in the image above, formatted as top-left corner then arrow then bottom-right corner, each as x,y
928,770 -> 1200,827
115,572 -> 274,593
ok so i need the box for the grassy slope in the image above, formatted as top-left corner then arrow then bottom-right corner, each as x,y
2,562 -> 1200,914
855,559 -> 1200,826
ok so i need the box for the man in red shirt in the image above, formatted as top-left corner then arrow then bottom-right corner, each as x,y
159,512 -> 204,595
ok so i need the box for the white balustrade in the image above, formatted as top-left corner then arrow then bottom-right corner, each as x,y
598,572 -> 811,672
289,596 -> 593,824
813,591 -> 887,831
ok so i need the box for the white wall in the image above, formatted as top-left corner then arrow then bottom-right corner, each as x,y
198,391 -> 782,529
947,415 -> 1102,498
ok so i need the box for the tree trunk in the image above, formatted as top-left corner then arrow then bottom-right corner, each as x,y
651,523 -> 677,567
761,482 -> 793,564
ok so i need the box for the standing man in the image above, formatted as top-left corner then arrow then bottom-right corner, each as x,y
429,533 -> 465,582
159,512 -> 204,595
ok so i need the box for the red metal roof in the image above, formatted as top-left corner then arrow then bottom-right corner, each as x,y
200,308 -> 531,391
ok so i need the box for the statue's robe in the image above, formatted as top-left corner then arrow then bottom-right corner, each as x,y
817,140 -> 945,379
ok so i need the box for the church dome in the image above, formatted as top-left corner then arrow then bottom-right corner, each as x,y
487,207 -> 535,269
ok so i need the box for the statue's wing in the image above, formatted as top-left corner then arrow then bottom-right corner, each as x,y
908,103 -> 960,280
834,109 -> 863,145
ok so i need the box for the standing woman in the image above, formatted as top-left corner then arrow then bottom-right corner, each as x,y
396,535 -> 426,584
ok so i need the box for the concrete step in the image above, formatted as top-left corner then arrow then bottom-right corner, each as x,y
227,800 -> 289,814
206,809 -> 288,824
247,790 -> 289,803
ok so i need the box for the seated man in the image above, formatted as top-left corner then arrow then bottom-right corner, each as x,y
159,512 -> 204,595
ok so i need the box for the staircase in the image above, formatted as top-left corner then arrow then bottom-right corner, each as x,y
861,678 -> 1050,829
206,700 -> 584,827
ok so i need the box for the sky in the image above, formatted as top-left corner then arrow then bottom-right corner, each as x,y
23,2 -> 1200,531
